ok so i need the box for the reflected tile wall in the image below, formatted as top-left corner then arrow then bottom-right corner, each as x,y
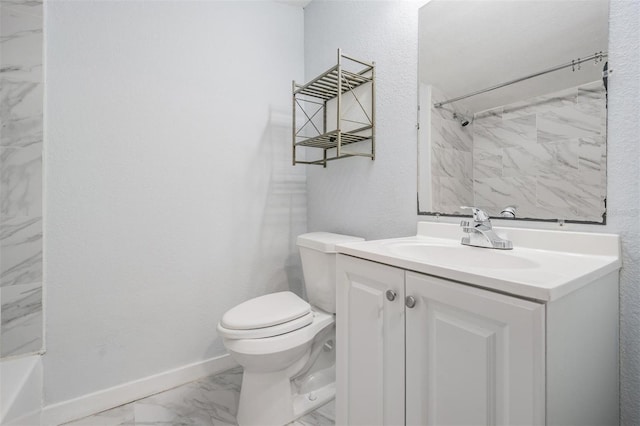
0,0 -> 43,358
471,81 -> 607,222
474,114 -> 536,151
430,86 -> 473,214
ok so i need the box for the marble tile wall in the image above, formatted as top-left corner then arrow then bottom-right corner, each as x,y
429,86 -> 473,215
429,81 -> 607,223
0,0 -> 44,357
472,81 -> 607,222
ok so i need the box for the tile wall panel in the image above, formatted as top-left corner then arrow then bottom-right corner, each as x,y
430,86 -> 473,215
429,80 -> 606,222
470,80 -> 607,222
0,0 -> 43,358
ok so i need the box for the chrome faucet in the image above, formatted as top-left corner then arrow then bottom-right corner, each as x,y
460,206 -> 513,250
500,206 -> 517,219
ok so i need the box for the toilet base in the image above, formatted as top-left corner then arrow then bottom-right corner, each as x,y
235,326 -> 336,426
236,370 -> 294,426
292,381 -> 335,421
236,368 -> 335,426
229,310 -> 336,426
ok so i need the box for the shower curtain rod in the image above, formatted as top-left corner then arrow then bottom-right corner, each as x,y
433,51 -> 608,109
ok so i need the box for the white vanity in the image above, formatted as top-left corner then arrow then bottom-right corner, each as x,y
335,222 -> 620,426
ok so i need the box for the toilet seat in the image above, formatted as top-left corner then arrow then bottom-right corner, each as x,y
222,308 -> 334,356
217,311 -> 313,339
218,291 -> 313,340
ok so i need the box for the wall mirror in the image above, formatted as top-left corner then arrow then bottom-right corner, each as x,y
417,0 -> 609,223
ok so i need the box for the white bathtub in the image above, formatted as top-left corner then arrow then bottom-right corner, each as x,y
0,355 -> 42,425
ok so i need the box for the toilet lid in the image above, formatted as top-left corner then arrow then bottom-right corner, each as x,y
220,291 -> 311,330
217,311 -> 314,340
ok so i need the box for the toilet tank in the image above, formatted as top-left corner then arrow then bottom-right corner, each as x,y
297,232 -> 365,313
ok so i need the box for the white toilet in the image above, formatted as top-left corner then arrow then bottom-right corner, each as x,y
217,232 -> 363,426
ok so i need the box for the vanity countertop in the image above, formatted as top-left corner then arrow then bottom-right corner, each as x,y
336,222 -> 621,302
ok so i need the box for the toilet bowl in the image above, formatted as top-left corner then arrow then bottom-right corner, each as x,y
218,302 -> 335,426
217,232 -> 363,426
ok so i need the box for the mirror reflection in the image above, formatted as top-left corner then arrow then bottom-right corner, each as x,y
417,0 -> 609,223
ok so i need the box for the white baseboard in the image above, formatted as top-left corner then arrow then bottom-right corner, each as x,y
41,354 -> 238,426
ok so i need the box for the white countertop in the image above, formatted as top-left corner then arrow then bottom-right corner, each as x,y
336,222 -> 621,302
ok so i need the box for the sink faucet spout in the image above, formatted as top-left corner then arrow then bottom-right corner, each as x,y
460,206 -> 513,250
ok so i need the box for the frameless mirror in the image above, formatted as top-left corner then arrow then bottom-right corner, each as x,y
417,0 -> 609,223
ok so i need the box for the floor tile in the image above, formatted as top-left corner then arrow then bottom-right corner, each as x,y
63,367 -> 334,426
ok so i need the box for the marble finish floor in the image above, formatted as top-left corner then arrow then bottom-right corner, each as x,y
63,367 -> 334,426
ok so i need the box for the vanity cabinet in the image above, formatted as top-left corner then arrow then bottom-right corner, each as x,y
404,271 -> 544,426
335,256 -> 405,426
335,253 -> 618,426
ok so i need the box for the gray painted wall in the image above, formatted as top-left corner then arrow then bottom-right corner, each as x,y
44,0 -> 305,405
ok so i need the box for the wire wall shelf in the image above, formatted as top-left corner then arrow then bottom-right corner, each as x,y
293,49 -> 375,167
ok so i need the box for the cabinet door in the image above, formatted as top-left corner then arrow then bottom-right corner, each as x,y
405,272 -> 545,426
335,255 -> 405,426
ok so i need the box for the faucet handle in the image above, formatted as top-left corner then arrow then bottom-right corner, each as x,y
500,206 -> 517,219
460,206 -> 490,222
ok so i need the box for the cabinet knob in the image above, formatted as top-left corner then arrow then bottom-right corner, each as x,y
385,290 -> 397,301
405,296 -> 417,309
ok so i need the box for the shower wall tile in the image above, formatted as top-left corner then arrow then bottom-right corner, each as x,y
475,107 -> 502,122
579,168 -> 607,198
429,85 -> 474,214
578,81 -> 606,103
0,216 -> 42,287
431,112 -> 473,151
474,114 -> 536,151
0,0 -> 42,18
431,147 -> 471,179
578,136 -> 606,172
537,173 -> 605,221
0,0 -> 43,358
577,82 -> 607,131
0,78 -> 43,147
473,148 -> 502,179
0,282 -> 42,357
0,142 -> 43,218
430,176 -> 442,210
473,176 -> 537,216
430,86 -> 473,152
502,144 -> 552,177
0,3 -> 43,82
430,80 -> 606,222
470,81 -> 607,222
537,103 -> 602,143
431,176 -> 473,215
502,88 -> 577,120
538,139 -> 580,174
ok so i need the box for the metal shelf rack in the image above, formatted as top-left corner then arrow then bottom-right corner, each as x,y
292,49 -> 375,167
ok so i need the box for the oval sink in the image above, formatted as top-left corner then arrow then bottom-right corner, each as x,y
389,243 -> 539,270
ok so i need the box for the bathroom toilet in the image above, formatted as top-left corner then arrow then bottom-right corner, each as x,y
217,232 -> 363,426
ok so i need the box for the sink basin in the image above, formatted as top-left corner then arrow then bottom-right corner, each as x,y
388,242 -> 540,270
